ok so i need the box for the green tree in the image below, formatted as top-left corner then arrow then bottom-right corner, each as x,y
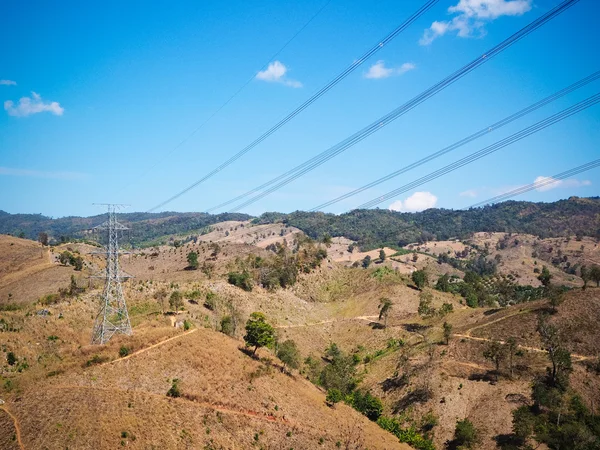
38,232 -> 48,246
483,340 -> 504,381
412,270 -> 428,290
452,418 -> 479,449
511,405 -> 535,444
276,339 -> 301,372
319,344 -> 357,395
538,265 -> 552,287
325,388 -> 343,407
73,256 -> 83,271
7,352 -> 16,366
581,265 -> 591,290
324,342 -> 342,360
169,290 -> 183,312
58,251 -> 72,266
435,273 -> 451,292
537,315 -> 572,389
227,271 -> 253,291
379,249 -> 386,261
443,321 -> 452,345
244,312 -> 275,356
361,255 -> 372,269
378,297 -> 393,328
546,284 -> 565,312
186,251 -> 199,270
348,390 -> 383,421
418,291 -> 436,318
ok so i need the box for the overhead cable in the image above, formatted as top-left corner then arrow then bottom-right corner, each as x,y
216,0 -> 580,214
147,0 -> 441,212
356,92 -> 600,209
309,70 -> 600,211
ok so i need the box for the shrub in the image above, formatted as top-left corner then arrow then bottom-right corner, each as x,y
227,271 -> 253,291
39,293 -> 60,305
7,352 -> 17,366
203,292 -> 217,310
348,390 -> 383,421
377,417 -> 435,450
412,270 -> 429,289
119,346 -> 130,357
186,251 -> 199,270
438,302 -> 454,317
276,339 -> 301,371
169,290 -> 183,311
326,388 -> 343,406
85,355 -> 109,367
220,315 -> 235,336
452,418 -> 479,449
167,379 -> 181,398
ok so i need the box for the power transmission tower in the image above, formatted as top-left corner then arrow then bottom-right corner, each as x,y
91,204 -> 132,344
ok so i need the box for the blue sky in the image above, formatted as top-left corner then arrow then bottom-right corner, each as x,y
1,0 -> 598,218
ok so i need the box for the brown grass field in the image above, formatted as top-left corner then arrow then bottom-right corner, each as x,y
1,230 -> 599,449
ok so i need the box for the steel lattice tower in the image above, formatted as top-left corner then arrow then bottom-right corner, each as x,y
91,204 -> 132,344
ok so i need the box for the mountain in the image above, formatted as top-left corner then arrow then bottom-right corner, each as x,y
258,196 -> 600,250
0,211 -> 252,247
1,197 -> 599,250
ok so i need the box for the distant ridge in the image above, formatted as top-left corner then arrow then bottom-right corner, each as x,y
1,197 -> 598,249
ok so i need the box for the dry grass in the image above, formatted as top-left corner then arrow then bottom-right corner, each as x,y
2,228 -> 599,449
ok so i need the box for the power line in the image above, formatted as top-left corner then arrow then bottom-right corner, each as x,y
309,70 -> 600,211
214,0 -> 580,214
467,158 -> 600,209
116,0 -> 332,198
147,0 -> 441,212
356,92 -> 600,209
228,156 -> 600,247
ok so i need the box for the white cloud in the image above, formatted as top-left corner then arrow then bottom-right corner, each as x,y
0,166 -> 86,180
460,189 -> 478,198
4,92 -> 64,117
256,61 -> 302,88
420,0 -> 531,45
364,61 -> 416,79
534,176 -> 591,192
389,191 -> 438,212
0,80 -> 16,86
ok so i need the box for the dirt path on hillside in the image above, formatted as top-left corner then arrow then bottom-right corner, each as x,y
50,384 -> 300,428
0,406 -> 24,450
0,248 -> 53,289
460,308 -> 532,337
453,333 -> 593,362
275,315 -> 379,329
455,307 -> 594,361
102,328 -> 198,366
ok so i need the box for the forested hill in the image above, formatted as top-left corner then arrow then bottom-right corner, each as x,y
258,196 -> 600,250
1,197 -> 599,249
0,210 -> 251,246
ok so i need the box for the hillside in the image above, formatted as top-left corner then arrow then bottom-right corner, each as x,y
1,218 -> 600,449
